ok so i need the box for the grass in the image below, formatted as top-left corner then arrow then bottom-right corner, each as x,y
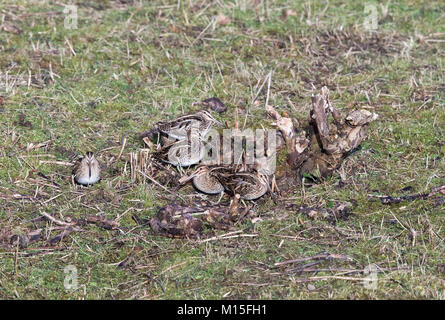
0,0 -> 444,299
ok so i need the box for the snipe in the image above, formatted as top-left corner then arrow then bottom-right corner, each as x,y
73,151 -> 101,185
151,110 -> 222,140
216,168 -> 269,200
153,133 -> 205,167
187,165 -> 269,200
191,166 -> 224,195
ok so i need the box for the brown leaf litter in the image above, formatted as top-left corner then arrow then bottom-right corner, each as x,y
138,199 -> 254,239
0,212 -> 120,249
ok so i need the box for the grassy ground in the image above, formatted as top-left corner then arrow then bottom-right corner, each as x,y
0,0 -> 444,299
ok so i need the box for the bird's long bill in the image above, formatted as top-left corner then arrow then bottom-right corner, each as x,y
178,173 -> 195,184
178,168 -> 204,184
88,163 -> 92,178
211,117 -> 223,126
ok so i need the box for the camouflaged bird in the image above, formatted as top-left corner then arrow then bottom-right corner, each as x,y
149,110 -> 222,140
187,165 -> 269,200
153,133 -> 205,167
73,152 -> 101,185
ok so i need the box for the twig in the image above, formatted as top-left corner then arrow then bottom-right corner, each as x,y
86,216 -> 119,230
199,231 -> 258,243
137,169 -> 184,200
48,227 -> 75,245
284,266 -> 409,275
145,273 -> 166,293
274,253 -> 353,267
192,18 -> 215,45
244,71 -> 272,129
265,70 -> 272,108
308,275 -> 375,281
65,37 -> 76,56
228,194 -> 240,218
40,211 -> 74,227
42,193 -> 63,204
369,184 -> 445,204
116,207 -> 134,221
116,135 -> 127,162
251,71 -> 272,105
39,160 -> 73,166
172,210 -> 209,219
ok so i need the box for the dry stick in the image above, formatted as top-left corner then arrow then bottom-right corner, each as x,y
18,156 -> 36,169
20,154 -> 55,158
200,231 -> 258,243
268,276 -> 366,283
229,194 -> 240,216
0,193 -> 34,200
274,253 -> 353,267
200,234 -> 258,243
116,207 -> 134,222
65,37 -> 76,56
39,160 -> 73,166
265,70 -> 272,108
284,266 -> 409,275
42,193 -> 63,204
142,137 -> 154,149
137,169 -> 185,201
308,275 -> 378,281
243,71 -> 272,129
145,273 -> 166,294
369,184 -> 445,204
172,210 -> 209,219
36,172 -> 61,189
17,11 -> 62,18
192,18 -> 214,45
199,230 -> 242,242
250,71 -> 271,105
116,135 -> 127,162
234,105 -> 239,130
238,203 -> 253,221
285,261 -> 323,273
49,227 -> 75,245
99,146 -> 120,153
40,211 -> 74,227
159,261 -> 188,275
